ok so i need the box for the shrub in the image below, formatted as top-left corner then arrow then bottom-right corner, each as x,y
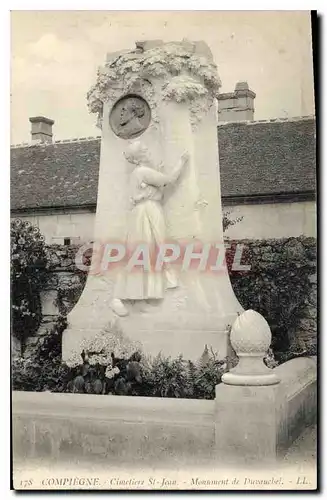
11,315 -> 70,392
66,351 -> 143,396
12,318 -> 280,398
12,322 -> 232,399
64,350 -> 228,400
11,219 -> 49,354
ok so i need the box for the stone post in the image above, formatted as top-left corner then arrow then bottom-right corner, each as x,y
215,310 -> 281,464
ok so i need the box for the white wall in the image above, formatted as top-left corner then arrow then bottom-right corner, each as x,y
224,201 -> 316,240
11,200 -> 316,244
11,211 -> 95,244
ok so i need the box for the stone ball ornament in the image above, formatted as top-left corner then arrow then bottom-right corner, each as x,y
109,95 -> 151,140
222,310 -> 280,386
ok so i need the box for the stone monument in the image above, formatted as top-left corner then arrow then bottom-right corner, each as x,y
62,39 -> 243,363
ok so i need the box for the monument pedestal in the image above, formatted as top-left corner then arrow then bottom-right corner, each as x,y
63,39 -> 243,363
64,271 -> 242,361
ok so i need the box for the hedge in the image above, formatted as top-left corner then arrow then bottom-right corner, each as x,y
226,236 -> 317,361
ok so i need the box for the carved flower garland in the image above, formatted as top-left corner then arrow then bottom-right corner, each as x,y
87,42 -> 221,128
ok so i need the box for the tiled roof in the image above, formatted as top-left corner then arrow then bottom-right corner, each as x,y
10,117 -> 316,211
11,138 -> 101,210
218,116 -> 316,200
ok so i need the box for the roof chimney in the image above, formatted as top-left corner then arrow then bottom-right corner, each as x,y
29,116 -> 54,143
217,81 -> 256,122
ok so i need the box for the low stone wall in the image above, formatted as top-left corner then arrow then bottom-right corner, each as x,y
12,392 -> 215,468
12,357 -> 316,467
275,356 -> 317,453
215,356 -> 317,464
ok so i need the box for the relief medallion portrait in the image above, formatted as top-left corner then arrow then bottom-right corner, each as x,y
110,95 -> 151,139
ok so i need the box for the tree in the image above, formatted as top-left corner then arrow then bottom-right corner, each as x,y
223,210 -> 243,233
11,219 -> 48,355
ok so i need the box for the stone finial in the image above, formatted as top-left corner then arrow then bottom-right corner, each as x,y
222,310 -> 280,386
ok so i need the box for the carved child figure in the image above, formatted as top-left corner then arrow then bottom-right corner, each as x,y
111,141 -> 189,317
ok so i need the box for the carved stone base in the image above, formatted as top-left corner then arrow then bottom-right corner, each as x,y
62,272 -> 242,362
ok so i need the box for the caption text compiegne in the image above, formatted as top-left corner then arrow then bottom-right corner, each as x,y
17,474 -> 313,489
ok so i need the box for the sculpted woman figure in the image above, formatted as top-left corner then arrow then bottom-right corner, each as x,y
111,141 -> 189,317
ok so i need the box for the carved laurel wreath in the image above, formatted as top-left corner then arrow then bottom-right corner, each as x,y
87,42 -> 222,129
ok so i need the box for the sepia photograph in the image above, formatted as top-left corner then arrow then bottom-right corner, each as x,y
10,9 -> 317,491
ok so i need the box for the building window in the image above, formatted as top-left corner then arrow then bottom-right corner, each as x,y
64,238 -> 71,246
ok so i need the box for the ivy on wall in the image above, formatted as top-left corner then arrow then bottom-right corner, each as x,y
45,244 -> 89,316
226,236 -> 317,360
